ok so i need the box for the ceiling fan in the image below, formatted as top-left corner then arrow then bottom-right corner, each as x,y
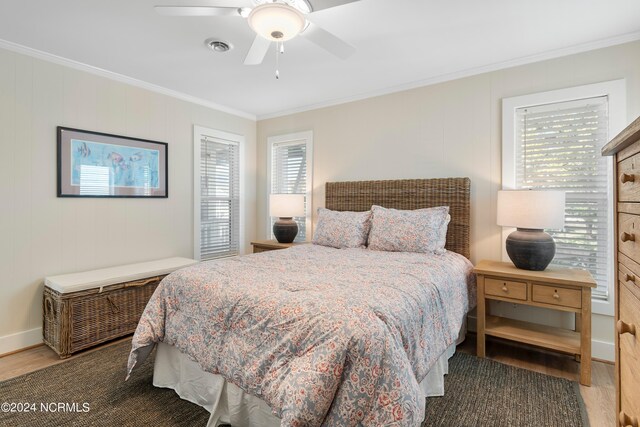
155,0 -> 359,66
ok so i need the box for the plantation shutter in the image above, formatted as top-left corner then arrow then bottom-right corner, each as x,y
271,140 -> 307,242
200,136 -> 240,260
515,96 -> 610,299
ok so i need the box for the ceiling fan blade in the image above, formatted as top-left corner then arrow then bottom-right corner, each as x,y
244,36 -> 271,65
306,0 -> 360,12
154,6 -> 242,17
300,22 -> 355,59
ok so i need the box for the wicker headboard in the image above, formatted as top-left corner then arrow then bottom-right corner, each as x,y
325,178 -> 471,259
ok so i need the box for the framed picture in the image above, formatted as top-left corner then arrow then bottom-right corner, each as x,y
57,126 -> 168,198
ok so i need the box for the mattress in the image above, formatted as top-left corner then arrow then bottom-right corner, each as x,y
128,244 -> 476,426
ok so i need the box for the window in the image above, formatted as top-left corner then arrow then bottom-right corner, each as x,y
267,131 -> 313,241
516,98 -> 609,292
503,80 -> 626,315
194,126 -> 244,260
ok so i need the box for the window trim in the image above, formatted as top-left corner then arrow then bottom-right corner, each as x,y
502,79 -> 626,316
266,131 -> 314,240
193,125 -> 245,261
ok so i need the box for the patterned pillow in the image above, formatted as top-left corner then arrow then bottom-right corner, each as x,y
312,208 -> 372,249
367,205 -> 450,254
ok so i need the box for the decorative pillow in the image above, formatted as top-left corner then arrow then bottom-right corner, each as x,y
367,205 -> 450,254
312,208 -> 372,249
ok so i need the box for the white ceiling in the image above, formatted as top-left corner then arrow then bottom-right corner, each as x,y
1,0 -> 639,119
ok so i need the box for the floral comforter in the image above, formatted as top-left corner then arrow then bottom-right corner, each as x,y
127,244 -> 475,427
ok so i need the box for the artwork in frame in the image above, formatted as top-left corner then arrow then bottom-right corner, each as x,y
57,127 -> 168,198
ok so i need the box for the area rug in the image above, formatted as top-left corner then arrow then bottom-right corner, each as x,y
0,341 -> 588,426
425,352 -> 589,427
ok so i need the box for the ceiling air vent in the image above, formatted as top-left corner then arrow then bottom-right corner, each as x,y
204,38 -> 232,53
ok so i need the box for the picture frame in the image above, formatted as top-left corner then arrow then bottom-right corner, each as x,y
57,126 -> 168,198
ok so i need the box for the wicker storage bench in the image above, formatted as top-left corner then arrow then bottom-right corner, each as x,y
43,257 -> 196,358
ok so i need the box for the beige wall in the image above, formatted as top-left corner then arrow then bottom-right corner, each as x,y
0,47 -> 256,353
3,39 -> 639,358
257,40 -> 640,360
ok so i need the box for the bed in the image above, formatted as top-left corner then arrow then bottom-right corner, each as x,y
127,178 -> 475,427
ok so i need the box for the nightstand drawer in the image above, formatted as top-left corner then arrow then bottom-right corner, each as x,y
618,152 -> 640,202
532,284 -> 581,309
485,278 -> 527,301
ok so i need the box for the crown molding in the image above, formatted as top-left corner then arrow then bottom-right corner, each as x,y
2,29 -> 639,123
0,38 -> 256,121
257,30 -> 640,121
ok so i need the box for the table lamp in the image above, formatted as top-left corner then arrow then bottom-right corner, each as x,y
270,194 -> 305,243
497,189 -> 565,271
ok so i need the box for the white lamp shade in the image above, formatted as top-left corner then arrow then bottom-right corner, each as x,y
270,194 -> 305,218
497,190 -> 565,230
248,3 -> 306,42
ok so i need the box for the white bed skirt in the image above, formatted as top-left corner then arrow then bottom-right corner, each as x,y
153,321 -> 466,427
154,342 -> 455,427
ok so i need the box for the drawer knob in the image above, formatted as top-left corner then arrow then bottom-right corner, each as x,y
619,411 -> 639,427
553,292 -> 560,300
502,285 -> 508,293
620,173 -> 636,184
626,273 -> 636,283
621,232 -> 636,243
617,320 -> 637,336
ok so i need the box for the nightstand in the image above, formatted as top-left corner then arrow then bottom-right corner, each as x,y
474,260 -> 596,386
251,239 -> 300,253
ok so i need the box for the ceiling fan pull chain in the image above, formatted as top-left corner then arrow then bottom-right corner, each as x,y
275,42 -> 280,79
280,42 -> 285,54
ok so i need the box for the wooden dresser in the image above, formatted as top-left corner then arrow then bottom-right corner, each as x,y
602,116 -> 640,427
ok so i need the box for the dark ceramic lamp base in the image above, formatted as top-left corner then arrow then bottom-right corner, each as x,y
273,217 -> 298,243
506,228 -> 556,271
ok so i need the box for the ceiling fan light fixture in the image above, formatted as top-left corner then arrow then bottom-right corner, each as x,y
252,0 -> 311,14
248,3 -> 306,42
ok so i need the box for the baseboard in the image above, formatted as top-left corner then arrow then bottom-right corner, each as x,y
591,339 -> 615,362
0,328 -> 43,357
466,314 -> 615,362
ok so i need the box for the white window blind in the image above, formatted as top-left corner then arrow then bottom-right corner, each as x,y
200,137 -> 240,260
270,140 -> 308,242
515,96 -> 610,299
